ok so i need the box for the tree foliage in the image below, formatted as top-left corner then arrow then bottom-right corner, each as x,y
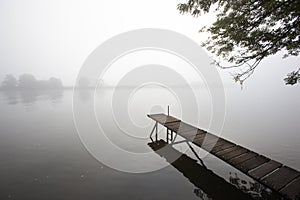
284,68 -> 300,85
1,74 -> 18,89
178,0 -> 300,85
1,74 -> 63,90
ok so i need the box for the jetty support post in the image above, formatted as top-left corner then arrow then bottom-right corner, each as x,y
150,121 -> 159,141
166,105 -> 171,142
155,121 -> 158,141
166,128 -> 169,142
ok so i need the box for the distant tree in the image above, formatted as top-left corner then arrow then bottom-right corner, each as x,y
178,0 -> 300,85
18,74 -> 37,89
18,74 -> 64,89
47,77 -> 63,89
1,74 -> 18,89
1,74 -> 64,90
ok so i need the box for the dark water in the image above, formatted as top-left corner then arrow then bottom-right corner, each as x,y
0,89 -> 298,199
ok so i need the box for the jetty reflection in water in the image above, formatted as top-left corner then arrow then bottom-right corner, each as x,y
148,139 -> 281,200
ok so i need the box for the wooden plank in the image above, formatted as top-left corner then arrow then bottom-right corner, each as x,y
193,134 -> 220,147
177,125 -> 198,134
219,146 -> 248,160
261,166 -> 300,190
229,151 -> 258,165
202,138 -> 229,150
164,121 -> 180,129
237,155 -> 270,173
190,131 -> 206,141
187,132 -> 207,142
210,142 -> 236,154
192,135 -> 207,146
180,129 -> 206,139
164,121 -> 181,132
192,133 -> 219,146
147,114 -> 180,124
216,146 -> 240,156
201,138 -> 223,149
248,160 -> 282,180
165,121 -> 196,133
197,129 -> 207,135
280,176 -> 300,200
201,134 -> 220,146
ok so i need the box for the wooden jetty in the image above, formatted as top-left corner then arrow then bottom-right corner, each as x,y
148,139 -> 260,199
148,113 -> 300,200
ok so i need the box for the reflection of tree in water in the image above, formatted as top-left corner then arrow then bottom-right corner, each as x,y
1,90 -> 19,105
1,74 -> 18,89
1,89 -> 63,105
0,74 -> 64,105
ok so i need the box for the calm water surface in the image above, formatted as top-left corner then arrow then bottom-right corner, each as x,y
0,89 -> 299,200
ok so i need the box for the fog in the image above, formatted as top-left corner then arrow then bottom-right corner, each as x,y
0,1 -> 300,199
0,0 -> 212,86
1,0 -> 299,143
1,0 -> 299,113
0,1 -> 299,141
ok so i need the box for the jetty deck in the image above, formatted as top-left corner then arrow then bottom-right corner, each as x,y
148,113 -> 300,200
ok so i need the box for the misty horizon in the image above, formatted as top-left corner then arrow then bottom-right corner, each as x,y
1,73 -> 225,89
1,0 -> 299,199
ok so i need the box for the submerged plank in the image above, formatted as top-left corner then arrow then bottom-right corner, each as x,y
248,160 -> 282,180
261,166 -> 300,190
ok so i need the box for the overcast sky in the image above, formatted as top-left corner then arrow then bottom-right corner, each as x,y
0,0 -> 214,86
0,0 -> 299,89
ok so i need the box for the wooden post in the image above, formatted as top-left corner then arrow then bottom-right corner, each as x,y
155,122 -> 158,141
166,128 -> 168,142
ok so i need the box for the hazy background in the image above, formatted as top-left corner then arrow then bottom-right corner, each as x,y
0,0 -> 210,86
0,0 -> 299,86
0,1 -> 299,199
1,0 -> 299,162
